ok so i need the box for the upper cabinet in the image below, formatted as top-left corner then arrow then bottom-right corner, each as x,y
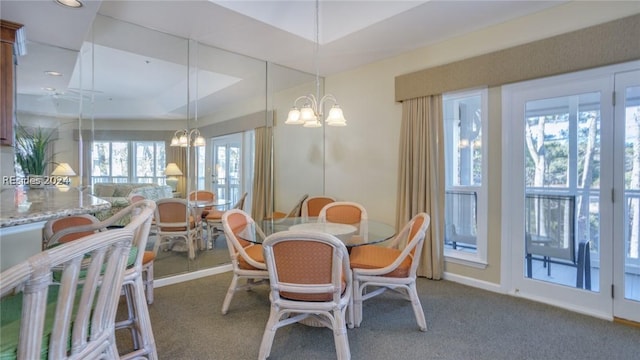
0,20 -> 23,147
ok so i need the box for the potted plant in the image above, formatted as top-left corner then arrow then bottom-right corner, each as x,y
14,123 -> 56,187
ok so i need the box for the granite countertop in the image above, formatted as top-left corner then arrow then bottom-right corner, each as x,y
0,187 -> 111,228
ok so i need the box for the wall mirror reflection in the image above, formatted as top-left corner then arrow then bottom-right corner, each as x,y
11,12 -> 323,283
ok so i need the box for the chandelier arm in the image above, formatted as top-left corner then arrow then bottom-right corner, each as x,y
318,94 -> 338,113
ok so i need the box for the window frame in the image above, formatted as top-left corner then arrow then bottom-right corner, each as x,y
443,88 -> 489,268
90,140 -> 166,185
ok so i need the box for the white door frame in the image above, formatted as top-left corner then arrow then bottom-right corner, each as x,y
613,69 -> 640,321
501,61 -> 640,321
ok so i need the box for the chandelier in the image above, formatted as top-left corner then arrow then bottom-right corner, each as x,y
170,129 -> 205,147
285,0 -> 346,128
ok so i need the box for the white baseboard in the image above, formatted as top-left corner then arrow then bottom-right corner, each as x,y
442,271 -> 506,294
154,264 -> 232,288
443,271 -> 613,321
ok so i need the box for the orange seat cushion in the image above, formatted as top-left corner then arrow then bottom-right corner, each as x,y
237,244 -> 265,270
142,251 -> 155,265
349,245 -> 411,278
205,209 -> 225,220
160,216 -> 197,232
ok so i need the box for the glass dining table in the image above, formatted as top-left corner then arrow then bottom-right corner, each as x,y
254,217 -> 396,248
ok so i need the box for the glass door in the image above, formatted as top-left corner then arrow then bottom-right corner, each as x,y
211,134 -> 242,207
504,68 -> 616,318
613,69 -> 640,322
505,63 -> 640,322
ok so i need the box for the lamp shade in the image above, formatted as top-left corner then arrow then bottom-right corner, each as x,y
326,105 -> 347,126
51,163 -> 76,176
285,108 -> 303,125
165,163 -> 183,176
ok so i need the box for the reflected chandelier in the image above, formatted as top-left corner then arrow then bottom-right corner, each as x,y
170,128 -> 205,147
285,0 -> 346,128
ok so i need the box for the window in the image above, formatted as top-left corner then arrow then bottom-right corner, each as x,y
91,141 -> 166,185
443,89 -> 488,266
133,142 -> 166,184
195,145 -> 206,190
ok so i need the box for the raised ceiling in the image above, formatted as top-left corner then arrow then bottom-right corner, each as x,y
1,0 -> 569,120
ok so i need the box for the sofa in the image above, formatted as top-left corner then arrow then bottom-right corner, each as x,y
90,183 -> 173,225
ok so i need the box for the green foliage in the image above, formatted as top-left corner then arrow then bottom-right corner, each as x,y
14,124 -> 56,176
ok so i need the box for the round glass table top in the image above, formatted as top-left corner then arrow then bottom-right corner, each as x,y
258,217 -> 395,247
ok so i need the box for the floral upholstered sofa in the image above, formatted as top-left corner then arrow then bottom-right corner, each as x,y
90,183 -> 173,225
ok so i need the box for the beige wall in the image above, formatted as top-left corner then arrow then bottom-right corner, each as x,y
320,1 -> 640,286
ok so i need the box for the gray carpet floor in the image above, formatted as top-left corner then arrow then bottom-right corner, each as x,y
115,272 -> 640,360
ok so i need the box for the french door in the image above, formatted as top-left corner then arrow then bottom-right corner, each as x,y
211,134 -> 242,207
613,69 -> 640,321
503,62 -> 640,322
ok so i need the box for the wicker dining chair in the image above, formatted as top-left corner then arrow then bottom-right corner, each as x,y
220,209 -> 269,315
0,228 -> 134,360
206,192 -> 247,247
42,214 -> 101,250
45,201 -> 159,359
349,212 -> 431,331
154,198 -> 200,260
259,230 -> 353,360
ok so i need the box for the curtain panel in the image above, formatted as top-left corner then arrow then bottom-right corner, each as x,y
396,96 -> 444,279
251,126 -> 273,222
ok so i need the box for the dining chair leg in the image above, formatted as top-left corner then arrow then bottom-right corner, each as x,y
408,282 -> 427,331
352,280 -> 363,327
332,310 -> 351,360
258,304 -> 280,360
117,276 -> 158,360
144,262 -> 154,304
221,274 -> 239,314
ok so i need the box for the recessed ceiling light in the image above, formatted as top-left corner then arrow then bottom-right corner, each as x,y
43,87 -> 56,92
44,71 -> 63,76
54,0 -> 83,8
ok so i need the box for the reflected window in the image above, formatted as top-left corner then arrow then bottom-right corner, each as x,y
91,141 -> 165,185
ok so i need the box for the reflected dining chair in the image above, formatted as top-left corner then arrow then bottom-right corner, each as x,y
349,212 -> 430,331
300,195 -> 336,220
259,230 -> 353,360
206,192 -> 248,248
42,214 -> 101,250
189,190 -> 216,219
45,201 -> 159,360
128,193 -> 146,204
220,208 -> 269,315
154,198 -> 200,260
127,193 -> 156,302
0,227 -> 134,360
267,194 -> 308,221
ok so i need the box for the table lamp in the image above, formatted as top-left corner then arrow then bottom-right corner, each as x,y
51,162 -> 76,191
165,163 -> 183,192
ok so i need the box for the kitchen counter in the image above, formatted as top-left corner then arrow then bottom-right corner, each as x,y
0,187 -> 111,271
0,186 -> 110,227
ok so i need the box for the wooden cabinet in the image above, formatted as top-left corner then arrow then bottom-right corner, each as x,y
0,20 -> 24,147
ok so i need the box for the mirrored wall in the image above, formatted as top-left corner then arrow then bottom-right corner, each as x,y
15,14 -> 323,280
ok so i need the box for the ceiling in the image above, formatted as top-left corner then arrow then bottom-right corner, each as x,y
1,0 -> 569,120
